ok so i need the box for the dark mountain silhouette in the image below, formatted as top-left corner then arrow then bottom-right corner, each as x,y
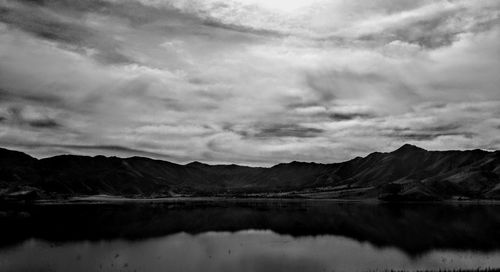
1,144 -> 499,200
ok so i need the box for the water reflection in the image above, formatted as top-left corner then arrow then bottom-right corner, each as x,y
1,201 -> 500,271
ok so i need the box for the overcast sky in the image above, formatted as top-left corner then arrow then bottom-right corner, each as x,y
0,0 -> 499,165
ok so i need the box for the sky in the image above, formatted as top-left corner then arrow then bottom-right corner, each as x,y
0,0 -> 499,165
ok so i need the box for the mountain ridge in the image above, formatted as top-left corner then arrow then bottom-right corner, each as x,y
1,144 -> 499,201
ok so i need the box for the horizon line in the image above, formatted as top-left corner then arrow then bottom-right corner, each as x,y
1,143 -> 498,169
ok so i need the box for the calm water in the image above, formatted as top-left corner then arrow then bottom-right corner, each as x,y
0,200 -> 499,272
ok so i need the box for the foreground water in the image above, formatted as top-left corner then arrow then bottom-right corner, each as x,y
0,200 -> 499,272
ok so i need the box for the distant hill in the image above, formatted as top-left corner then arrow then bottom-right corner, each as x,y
1,144 -> 499,200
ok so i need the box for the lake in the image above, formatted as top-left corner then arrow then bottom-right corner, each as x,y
0,200 -> 499,272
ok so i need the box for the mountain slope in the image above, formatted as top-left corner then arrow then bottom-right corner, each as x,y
0,144 -> 499,200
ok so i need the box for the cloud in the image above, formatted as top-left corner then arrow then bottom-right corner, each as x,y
335,0 -> 500,48
132,0 -> 500,49
383,123 -> 476,141
304,69 -> 421,114
0,87 -> 64,106
0,0 -> 499,165
328,112 -> 375,121
0,0 -> 135,65
0,105 -> 62,129
252,124 -> 324,139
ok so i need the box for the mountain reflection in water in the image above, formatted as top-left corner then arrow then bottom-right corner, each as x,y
0,200 -> 499,271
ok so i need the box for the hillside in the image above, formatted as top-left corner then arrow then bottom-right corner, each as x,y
0,144 -> 499,200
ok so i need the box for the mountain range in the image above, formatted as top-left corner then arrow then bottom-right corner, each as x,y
1,144 -> 500,201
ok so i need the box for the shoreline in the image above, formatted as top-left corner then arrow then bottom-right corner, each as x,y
18,195 -> 500,205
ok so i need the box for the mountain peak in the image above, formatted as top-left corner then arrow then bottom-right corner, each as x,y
392,144 -> 426,153
187,161 -> 209,167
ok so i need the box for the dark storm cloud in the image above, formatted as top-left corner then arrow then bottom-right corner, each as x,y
0,0 -> 134,65
224,123 -> 326,139
285,102 -> 375,121
202,19 -> 284,37
0,88 -> 63,106
328,112 -> 375,121
356,10 -> 461,49
384,123 -> 475,141
27,119 -> 60,128
389,132 -> 475,141
13,0 -> 114,19
12,0 -> 174,26
389,14 -> 499,49
0,106 -> 62,129
254,124 -> 324,138
9,0 -> 494,54
424,123 -> 463,132
334,1 -> 500,49
0,0 -> 273,66
285,102 -> 322,109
